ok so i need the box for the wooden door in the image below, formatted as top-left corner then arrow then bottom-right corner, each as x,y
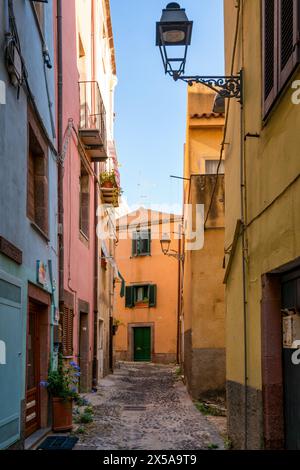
134,327 -> 151,362
25,306 -> 40,437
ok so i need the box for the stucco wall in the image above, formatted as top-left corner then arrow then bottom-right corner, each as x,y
224,0 -> 300,448
0,0 -> 57,449
113,210 -> 179,362
182,85 -> 226,398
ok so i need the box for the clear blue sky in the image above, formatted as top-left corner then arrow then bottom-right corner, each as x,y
110,0 -> 224,211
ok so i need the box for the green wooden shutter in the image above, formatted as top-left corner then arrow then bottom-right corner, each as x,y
132,236 -> 137,256
125,286 -> 134,308
147,229 -> 151,254
149,284 -> 157,307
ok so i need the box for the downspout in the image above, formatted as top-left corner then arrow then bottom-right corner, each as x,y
240,1 -> 248,450
57,0 -> 64,311
91,0 -> 99,387
176,222 -> 183,364
93,163 -> 99,387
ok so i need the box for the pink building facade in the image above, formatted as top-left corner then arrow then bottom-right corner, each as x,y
55,0 -> 118,391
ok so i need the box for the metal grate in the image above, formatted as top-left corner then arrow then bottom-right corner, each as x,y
37,436 -> 78,450
123,405 -> 147,411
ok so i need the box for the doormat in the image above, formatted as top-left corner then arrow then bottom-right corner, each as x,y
37,436 -> 79,450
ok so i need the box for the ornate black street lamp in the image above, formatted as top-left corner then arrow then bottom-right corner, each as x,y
156,3 -> 242,103
160,233 -> 184,261
160,234 -> 171,255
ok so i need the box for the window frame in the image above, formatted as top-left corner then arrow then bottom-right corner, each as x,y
27,105 -> 49,238
262,0 -> 300,119
132,229 -> 151,257
79,162 -> 90,241
125,284 -> 157,308
62,306 -> 74,357
205,159 -> 225,175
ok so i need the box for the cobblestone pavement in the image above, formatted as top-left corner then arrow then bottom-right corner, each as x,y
74,362 -> 225,450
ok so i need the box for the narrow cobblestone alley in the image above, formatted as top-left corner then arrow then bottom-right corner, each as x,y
74,363 -> 225,450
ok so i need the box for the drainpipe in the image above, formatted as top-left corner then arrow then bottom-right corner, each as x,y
93,162 -> 99,387
176,223 -> 183,364
91,0 -> 99,388
239,2 -> 248,451
57,0 -> 64,310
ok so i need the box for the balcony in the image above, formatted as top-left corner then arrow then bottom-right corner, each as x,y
100,142 -> 121,208
79,81 -> 107,162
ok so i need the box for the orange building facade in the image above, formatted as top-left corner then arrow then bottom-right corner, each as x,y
113,208 -> 181,364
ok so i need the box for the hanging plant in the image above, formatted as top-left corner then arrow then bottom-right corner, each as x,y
100,170 -> 117,188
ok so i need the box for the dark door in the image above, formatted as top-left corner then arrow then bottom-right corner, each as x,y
25,306 -> 40,437
134,327 -> 151,362
282,272 -> 300,449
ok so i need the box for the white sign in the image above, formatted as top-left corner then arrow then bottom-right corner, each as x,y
0,340 -> 6,365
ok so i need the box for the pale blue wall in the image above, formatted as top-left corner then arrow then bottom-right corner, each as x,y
0,0 -> 58,448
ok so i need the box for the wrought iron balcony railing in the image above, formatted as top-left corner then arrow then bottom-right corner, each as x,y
79,80 -> 107,162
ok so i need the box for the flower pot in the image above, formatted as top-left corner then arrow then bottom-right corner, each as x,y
52,397 -> 73,432
112,325 -> 118,335
102,181 -> 114,189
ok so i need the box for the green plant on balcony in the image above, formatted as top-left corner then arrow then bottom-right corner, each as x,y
100,170 -> 117,188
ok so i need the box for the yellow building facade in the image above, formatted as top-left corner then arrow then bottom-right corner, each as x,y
224,0 -> 300,450
182,84 -> 226,399
113,209 -> 181,364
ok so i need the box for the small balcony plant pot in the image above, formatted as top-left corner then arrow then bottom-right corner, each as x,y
112,325 -> 118,335
52,397 -> 73,432
102,181 -> 114,189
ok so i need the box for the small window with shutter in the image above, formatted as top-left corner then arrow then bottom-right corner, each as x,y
79,163 -> 90,239
62,306 -> 74,357
263,0 -> 300,117
205,160 -> 225,175
125,284 -> 157,308
27,109 -> 49,236
132,230 -> 151,257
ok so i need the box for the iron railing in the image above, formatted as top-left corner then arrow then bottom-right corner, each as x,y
79,80 -> 107,152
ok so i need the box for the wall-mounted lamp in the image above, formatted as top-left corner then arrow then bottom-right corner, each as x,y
156,3 -> 243,104
160,233 -> 184,262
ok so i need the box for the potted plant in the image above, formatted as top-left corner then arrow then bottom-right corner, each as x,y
100,170 -> 117,189
41,358 -> 80,432
112,318 -> 123,335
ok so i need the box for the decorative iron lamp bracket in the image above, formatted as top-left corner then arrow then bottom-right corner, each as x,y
172,71 -> 243,103
166,252 -> 185,262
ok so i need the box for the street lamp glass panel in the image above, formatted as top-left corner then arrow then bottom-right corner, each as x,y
160,234 -> 171,255
162,29 -> 186,43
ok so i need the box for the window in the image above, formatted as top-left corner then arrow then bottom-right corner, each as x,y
62,306 -> 74,357
263,0 -> 300,116
132,230 -> 151,256
125,284 -> 157,308
135,285 -> 149,303
79,163 -> 90,239
27,109 -> 49,236
205,160 -> 225,175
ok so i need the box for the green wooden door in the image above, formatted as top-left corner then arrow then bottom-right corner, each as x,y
134,327 -> 151,362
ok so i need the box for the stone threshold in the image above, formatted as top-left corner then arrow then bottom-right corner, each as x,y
24,427 -> 51,450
